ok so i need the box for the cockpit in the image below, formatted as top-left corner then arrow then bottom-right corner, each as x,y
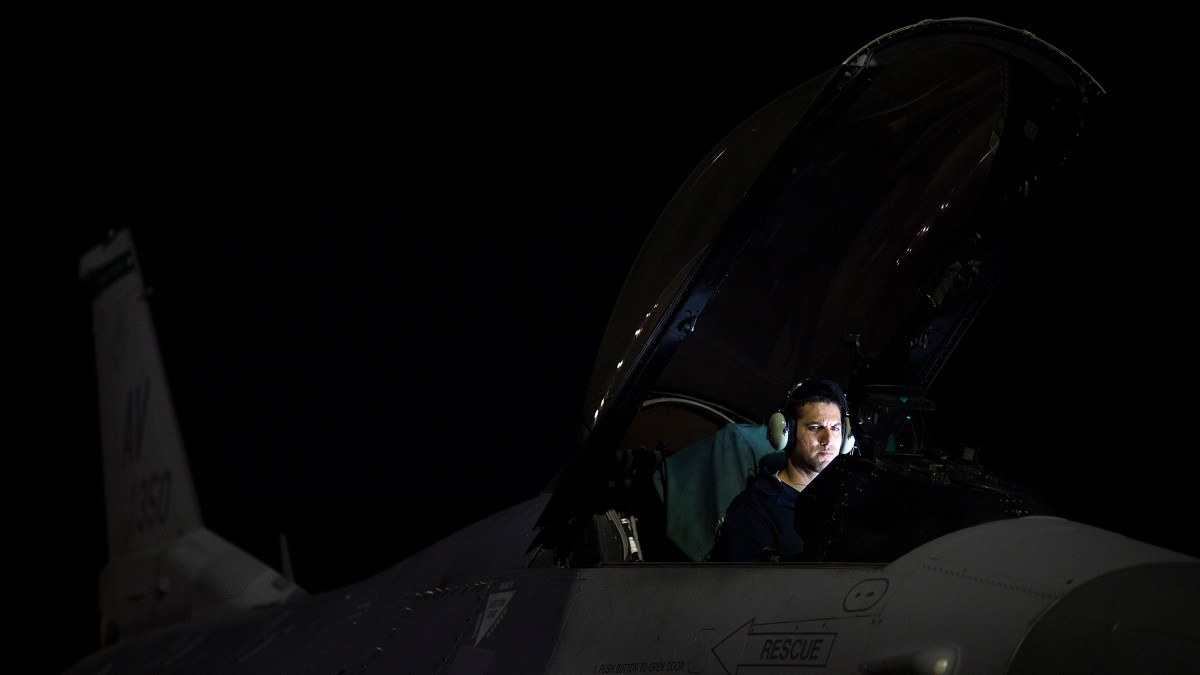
529,18 -> 1104,568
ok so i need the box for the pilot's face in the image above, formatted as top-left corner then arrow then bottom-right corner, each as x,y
791,401 -> 843,472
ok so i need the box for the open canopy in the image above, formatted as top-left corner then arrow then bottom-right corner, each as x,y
535,18 -> 1105,562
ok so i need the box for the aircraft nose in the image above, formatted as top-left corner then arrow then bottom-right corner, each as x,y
1007,561 -> 1200,674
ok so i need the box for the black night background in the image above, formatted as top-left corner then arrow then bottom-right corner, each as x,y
26,10 -> 1188,673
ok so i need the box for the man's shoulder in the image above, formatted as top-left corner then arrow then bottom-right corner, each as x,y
730,471 -> 782,506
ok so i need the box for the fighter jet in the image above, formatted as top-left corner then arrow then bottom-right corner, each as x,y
66,17 -> 1200,674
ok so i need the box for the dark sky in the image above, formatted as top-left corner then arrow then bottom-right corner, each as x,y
39,11 -> 1188,673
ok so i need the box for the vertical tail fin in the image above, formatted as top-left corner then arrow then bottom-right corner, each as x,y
79,229 -> 305,647
79,229 -> 203,560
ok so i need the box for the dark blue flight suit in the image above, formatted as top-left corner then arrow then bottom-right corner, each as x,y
718,470 -> 805,562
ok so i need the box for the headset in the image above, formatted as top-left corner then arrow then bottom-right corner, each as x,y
765,378 -> 855,455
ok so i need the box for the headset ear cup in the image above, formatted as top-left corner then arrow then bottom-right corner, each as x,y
766,411 -> 789,451
841,414 -> 854,454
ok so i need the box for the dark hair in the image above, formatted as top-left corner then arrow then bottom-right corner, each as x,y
782,378 -> 848,417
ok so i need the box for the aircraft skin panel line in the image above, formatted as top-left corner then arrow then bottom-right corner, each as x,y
64,493 -> 558,674
66,504 -> 1200,673
530,519 -> 1198,675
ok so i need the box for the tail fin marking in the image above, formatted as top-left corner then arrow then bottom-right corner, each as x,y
80,229 -> 305,646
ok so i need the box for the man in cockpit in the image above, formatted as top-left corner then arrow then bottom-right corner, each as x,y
716,379 -> 849,562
